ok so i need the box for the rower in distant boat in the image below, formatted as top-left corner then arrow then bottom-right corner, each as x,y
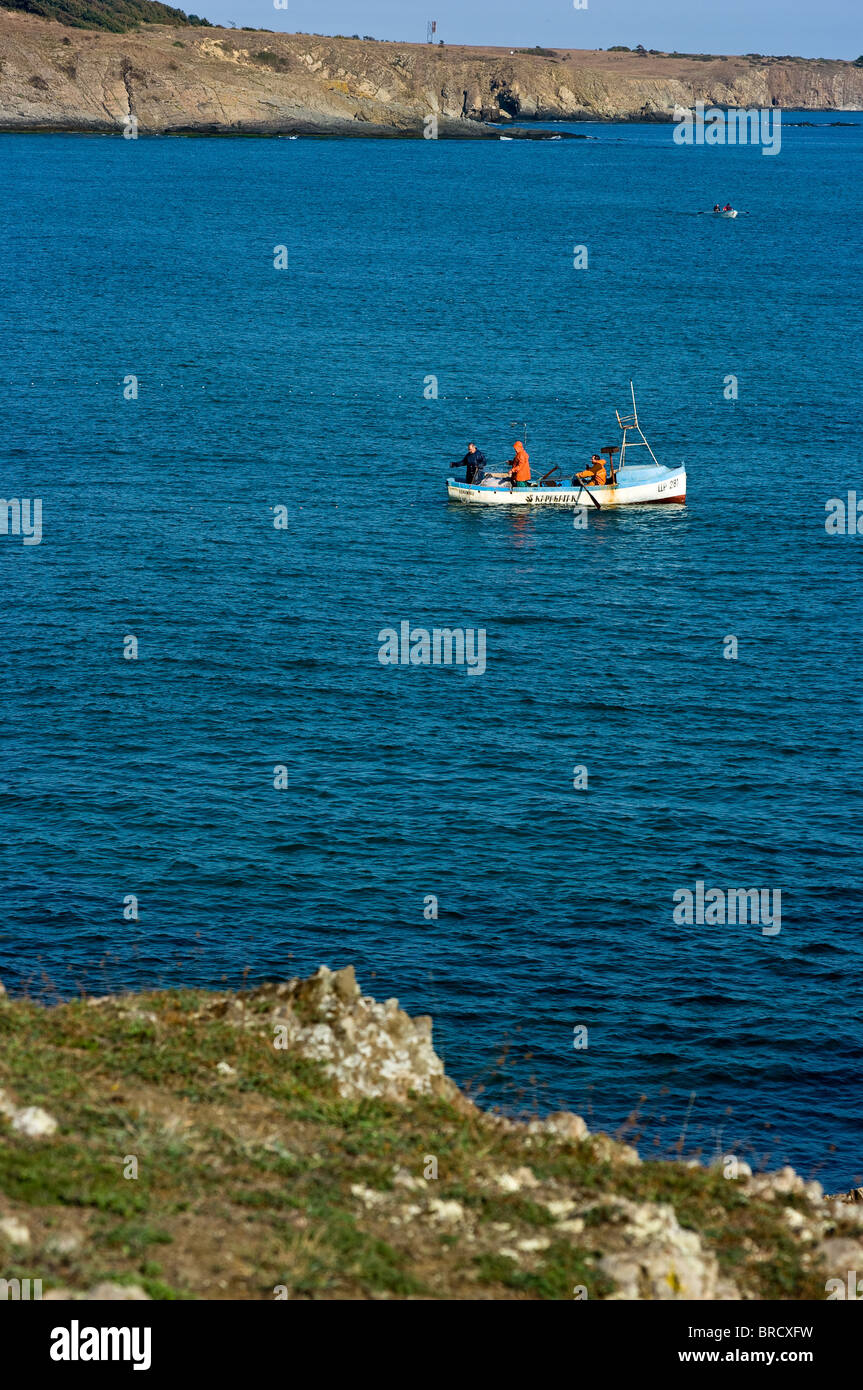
506,441 -> 531,489
451,443 -> 486,483
723,202 -> 733,212
574,454 -> 607,486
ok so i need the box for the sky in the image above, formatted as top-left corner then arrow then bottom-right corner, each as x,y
194,1 -> 860,62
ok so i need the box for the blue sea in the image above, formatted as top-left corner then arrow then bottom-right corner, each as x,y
1,115 -> 861,1188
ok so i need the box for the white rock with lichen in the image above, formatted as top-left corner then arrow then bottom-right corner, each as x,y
557,1218 -> 586,1236
818,1237 -> 863,1278
545,1199 -> 578,1219
517,1236 -> 550,1253
1,1087 -> 58,1138
11,1106 -> 58,1138
427,1198 -> 465,1224
349,1183 -> 387,1208
0,1216 -> 31,1246
587,1133 -> 641,1166
392,1168 -> 425,1191
494,1167 -> 539,1193
529,1111 -> 589,1143
748,1165 -> 805,1200
599,1199 -> 739,1301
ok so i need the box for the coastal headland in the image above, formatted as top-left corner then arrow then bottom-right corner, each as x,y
1,9 -> 861,137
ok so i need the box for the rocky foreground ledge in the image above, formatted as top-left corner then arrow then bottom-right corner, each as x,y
0,965 -> 861,1300
0,12 -> 861,137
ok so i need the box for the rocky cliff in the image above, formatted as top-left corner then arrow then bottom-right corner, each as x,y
1,965 -> 861,1300
0,11 -> 861,136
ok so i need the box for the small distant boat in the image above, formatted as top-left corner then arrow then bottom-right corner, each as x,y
446,384 -> 686,509
499,135 -> 514,141
715,208 -> 738,218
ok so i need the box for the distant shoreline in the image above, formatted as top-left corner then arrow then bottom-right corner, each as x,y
0,115 -> 857,139
0,122 -> 586,138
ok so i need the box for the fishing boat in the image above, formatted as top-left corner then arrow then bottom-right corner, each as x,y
446,385 -> 686,509
716,208 -> 738,218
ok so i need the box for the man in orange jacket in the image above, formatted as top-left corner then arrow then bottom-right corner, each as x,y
575,453 -> 607,486
507,441 -> 531,488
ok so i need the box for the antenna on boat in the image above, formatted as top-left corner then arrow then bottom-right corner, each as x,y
509,419 -> 528,446
614,381 -> 661,471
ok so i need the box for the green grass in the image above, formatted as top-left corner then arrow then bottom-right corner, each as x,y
475,1243 -> 612,1299
250,49 -> 292,74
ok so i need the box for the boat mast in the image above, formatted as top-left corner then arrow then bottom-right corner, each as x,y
615,381 -> 661,470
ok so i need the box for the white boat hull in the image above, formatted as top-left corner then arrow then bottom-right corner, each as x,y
716,209 -> 738,218
446,466 -> 686,508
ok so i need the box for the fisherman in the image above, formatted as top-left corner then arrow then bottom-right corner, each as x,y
713,203 -> 721,212
452,443 -> 486,484
506,441 -> 531,488
574,454 -> 607,486
723,202 -> 733,212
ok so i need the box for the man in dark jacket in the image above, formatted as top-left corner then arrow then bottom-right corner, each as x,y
453,442 -> 486,484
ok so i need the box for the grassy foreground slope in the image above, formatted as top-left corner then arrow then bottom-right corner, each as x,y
0,0 -> 210,31
1,967 -> 861,1301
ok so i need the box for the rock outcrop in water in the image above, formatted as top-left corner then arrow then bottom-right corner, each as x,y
0,11 -> 861,136
1,964 -> 862,1300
